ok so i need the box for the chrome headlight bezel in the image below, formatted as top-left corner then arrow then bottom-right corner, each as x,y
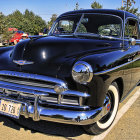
72,61 -> 93,84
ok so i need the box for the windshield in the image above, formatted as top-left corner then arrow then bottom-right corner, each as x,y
49,13 -> 122,38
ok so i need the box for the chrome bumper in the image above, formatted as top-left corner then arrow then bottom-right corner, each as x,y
0,96 -> 104,125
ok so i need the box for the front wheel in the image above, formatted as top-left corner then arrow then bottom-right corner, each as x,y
83,82 -> 119,135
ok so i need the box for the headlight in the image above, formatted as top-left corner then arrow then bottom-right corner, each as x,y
72,61 -> 93,84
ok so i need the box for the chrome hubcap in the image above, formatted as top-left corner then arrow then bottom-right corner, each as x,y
100,91 -> 114,123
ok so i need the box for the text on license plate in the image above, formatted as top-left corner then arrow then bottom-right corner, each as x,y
0,100 -> 22,118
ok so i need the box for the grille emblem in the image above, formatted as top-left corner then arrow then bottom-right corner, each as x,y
13,60 -> 34,65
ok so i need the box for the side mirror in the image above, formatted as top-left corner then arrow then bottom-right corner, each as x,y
129,38 -> 136,46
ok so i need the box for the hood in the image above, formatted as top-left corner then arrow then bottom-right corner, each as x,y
11,36 -> 121,77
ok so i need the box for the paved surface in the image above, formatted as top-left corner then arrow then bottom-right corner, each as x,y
0,87 -> 139,140
104,91 -> 140,140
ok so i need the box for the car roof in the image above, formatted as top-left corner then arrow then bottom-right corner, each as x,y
59,9 -> 138,20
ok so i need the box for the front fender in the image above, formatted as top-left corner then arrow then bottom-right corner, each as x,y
70,49 -> 130,107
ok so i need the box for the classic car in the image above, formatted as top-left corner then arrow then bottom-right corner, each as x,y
0,9 -> 139,135
10,31 -> 26,45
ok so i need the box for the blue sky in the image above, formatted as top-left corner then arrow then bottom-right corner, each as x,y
0,0 -> 140,22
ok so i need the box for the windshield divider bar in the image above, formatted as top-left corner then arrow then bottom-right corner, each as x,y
74,14 -> 84,35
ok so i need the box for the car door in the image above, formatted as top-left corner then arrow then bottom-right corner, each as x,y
125,18 -> 140,89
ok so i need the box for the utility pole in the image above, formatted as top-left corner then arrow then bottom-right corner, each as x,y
122,0 -> 124,7
127,0 -> 129,9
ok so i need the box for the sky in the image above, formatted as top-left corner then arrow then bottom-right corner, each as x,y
0,0 -> 140,22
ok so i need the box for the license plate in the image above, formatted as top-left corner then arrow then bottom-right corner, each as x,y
0,100 -> 22,119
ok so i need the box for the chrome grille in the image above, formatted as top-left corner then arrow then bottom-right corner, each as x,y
0,75 -> 55,89
0,71 -> 90,109
1,88 -> 80,106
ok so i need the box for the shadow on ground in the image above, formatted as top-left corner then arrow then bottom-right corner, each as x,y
0,115 -> 86,138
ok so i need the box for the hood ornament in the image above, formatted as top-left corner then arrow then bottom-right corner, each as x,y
13,60 -> 34,65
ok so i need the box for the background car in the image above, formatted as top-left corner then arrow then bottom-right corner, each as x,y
9,31 -> 25,45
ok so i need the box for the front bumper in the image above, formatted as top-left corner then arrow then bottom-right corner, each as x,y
0,96 -> 103,125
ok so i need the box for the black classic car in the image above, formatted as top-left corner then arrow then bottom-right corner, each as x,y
0,9 -> 139,135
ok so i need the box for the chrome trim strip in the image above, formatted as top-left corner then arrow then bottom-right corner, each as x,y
43,102 -> 89,110
0,81 -> 53,96
62,90 -> 90,97
0,77 -> 55,89
33,95 -> 40,121
123,11 -> 125,46
0,70 -> 67,88
124,39 -> 140,42
60,99 -> 79,105
0,80 -> 89,98
74,13 -> 84,34
94,57 -> 140,75
136,40 -> 140,44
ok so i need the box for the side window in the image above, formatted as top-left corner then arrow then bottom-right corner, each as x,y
125,19 -> 139,39
98,24 -> 121,37
55,20 -> 74,34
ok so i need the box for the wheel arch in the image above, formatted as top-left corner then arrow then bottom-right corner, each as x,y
112,77 -> 124,102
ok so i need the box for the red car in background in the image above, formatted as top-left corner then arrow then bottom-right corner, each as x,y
10,31 -> 25,45
2,28 -> 25,46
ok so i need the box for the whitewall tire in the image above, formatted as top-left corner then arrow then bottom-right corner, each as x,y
83,82 -> 119,135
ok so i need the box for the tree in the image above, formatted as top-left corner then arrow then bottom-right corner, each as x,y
91,1 -> 103,9
48,14 -> 57,28
118,0 -> 139,15
23,10 -> 47,34
0,12 -> 7,35
74,2 -> 79,10
5,9 -> 47,35
0,13 -> 13,44
2,29 -> 14,45
123,0 -> 135,9
5,10 -> 24,30
118,6 -> 139,15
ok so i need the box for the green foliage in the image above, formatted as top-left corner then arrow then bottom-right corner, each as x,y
118,6 -> 139,15
5,9 -> 47,35
118,0 -> 139,16
47,14 -> 57,28
5,10 -> 24,31
77,23 -> 87,33
2,30 -> 14,44
91,1 -> 103,9
0,12 -> 7,34
0,12 -> 14,43
123,0 -> 136,8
